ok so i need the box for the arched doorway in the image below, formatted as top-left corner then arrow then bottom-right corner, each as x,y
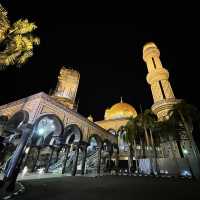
61,124 -> 82,176
26,114 -> 64,173
86,134 -> 102,175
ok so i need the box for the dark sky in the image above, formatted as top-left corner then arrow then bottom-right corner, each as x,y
0,1 -> 199,121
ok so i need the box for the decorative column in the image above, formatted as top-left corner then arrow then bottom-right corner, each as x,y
108,152 -> 112,173
31,147 -> 41,172
71,143 -> 80,176
45,147 -> 55,173
62,144 -> 70,174
97,147 -> 102,176
128,146 -> 134,175
81,142 -> 88,175
115,152 -> 119,175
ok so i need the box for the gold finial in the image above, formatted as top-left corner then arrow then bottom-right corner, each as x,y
88,115 -> 93,122
120,96 -> 123,103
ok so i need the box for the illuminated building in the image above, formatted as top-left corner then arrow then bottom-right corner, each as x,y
143,43 -> 200,176
0,43 -> 199,177
0,67 -> 115,145
95,98 -> 137,161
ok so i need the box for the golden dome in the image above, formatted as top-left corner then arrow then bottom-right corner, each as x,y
104,99 -> 137,120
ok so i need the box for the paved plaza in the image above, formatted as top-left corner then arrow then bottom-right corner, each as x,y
1,175 -> 199,200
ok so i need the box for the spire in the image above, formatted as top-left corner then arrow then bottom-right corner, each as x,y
88,115 -> 93,122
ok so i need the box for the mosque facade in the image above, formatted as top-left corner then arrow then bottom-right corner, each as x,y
0,42 -> 199,177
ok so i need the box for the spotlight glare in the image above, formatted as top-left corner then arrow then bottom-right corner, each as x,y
183,149 -> 188,154
38,128 -> 45,135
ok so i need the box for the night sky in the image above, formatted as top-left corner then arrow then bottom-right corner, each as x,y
0,1 -> 199,121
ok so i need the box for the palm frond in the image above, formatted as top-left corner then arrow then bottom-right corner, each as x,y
10,19 -> 37,35
17,50 -> 33,65
31,36 -> 40,45
0,4 -> 10,42
4,51 -> 21,65
0,4 -> 39,69
0,4 -> 8,16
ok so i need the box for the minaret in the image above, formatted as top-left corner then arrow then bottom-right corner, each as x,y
52,67 -> 80,109
143,42 -> 180,120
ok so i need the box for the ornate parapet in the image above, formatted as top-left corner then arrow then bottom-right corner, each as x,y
151,98 -> 182,120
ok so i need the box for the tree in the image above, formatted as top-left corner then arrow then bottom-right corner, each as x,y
0,4 -> 40,69
124,117 -> 138,174
136,109 -> 157,174
156,118 -> 181,176
143,109 -> 159,175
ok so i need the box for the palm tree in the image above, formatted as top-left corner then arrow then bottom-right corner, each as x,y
136,113 -> 150,152
0,5 -> 9,43
136,109 -> 157,174
157,118 -> 180,176
124,117 -> 138,174
143,109 -> 160,175
0,4 -> 40,69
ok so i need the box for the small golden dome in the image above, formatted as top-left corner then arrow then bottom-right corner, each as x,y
104,99 -> 137,120
88,115 -> 93,122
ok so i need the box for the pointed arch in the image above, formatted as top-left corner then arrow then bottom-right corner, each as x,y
31,114 -> 64,146
65,124 -> 82,145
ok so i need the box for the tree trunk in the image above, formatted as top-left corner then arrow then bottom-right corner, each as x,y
144,126 -> 150,152
150,129 -> 159,175
168,136 -> 180,176
140,136 -> 145,158
144,127 -> 150,145
144,127 -> 153,174
108,153 -> 112,173
133,139 -> 138,173
115,152 -> 119,175
128,144 -> 134,174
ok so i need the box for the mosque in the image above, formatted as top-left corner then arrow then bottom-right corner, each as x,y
0,42 -> 199,177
